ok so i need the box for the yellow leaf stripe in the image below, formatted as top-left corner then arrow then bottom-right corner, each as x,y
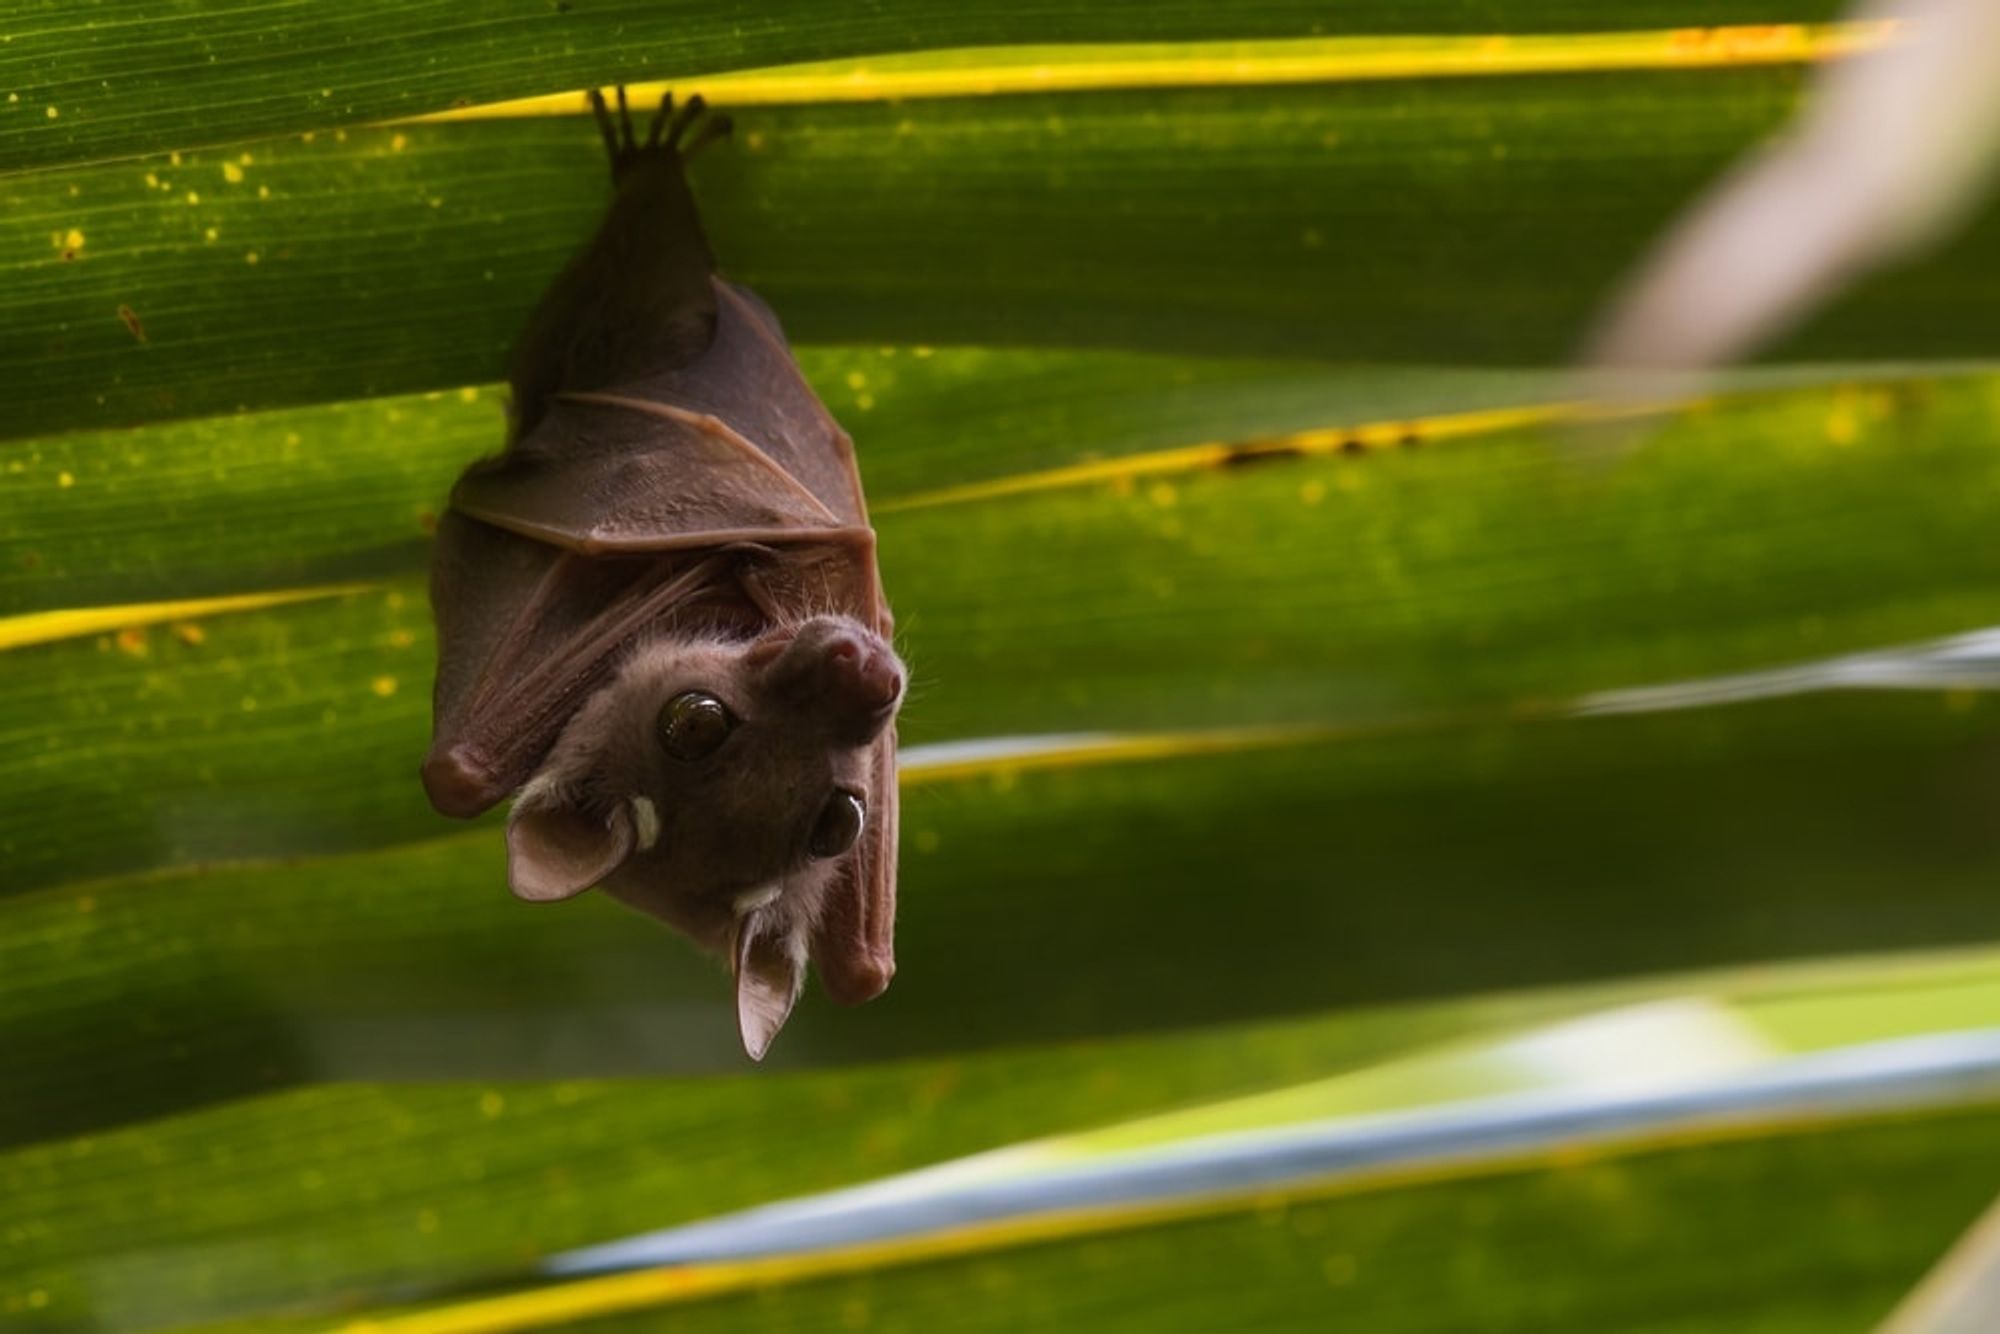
0,585 -> 375,653
878,403 -> 1581,513
414,23 -> 1899,119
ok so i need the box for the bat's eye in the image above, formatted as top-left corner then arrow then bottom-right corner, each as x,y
659,690 -> 735,760
808,790 -> 865,859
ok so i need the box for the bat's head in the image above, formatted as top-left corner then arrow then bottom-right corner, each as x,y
503,613 -> 904,1059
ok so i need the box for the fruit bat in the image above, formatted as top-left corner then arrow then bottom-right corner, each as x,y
421,88 -> 904,1060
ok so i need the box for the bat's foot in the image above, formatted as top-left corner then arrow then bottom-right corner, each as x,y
589,86 -> 733,182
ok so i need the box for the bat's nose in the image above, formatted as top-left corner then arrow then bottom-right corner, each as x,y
821,633 -> 903,716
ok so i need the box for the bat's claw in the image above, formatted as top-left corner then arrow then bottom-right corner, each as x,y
589,85 -> 733,181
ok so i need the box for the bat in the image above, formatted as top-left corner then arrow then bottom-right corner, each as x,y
420,88 -> 904,1061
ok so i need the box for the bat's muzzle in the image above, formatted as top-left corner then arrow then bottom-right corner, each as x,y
758,616 -> 904,737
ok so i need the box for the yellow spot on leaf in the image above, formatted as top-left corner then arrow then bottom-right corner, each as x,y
43,106 -> 57,119
258,184 -> 271,199
245,251 -> 260,265
479,1090 -> 505,1119
1148,482 -> 1179,508
185,190 -> 200,205
222,161 -> 244,183
1300,478 -> 1326,505
458,386 -> 479,403
115,626 -> 148,656
62,227 -> 84,252
170,151 -> 182,166
56,471 -> 74,489
845,370 -> 868,390
391,132 -> 408,152
171,622 -> 206,646
370,675 -> 398,698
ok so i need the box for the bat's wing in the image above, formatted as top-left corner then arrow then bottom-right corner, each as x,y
811,727 -> 898,1006
619,279 -> 873,530
423,521 -> 736,819
428,280 -> 889,820
457,276 -> 871,553
451,397 -> 864,558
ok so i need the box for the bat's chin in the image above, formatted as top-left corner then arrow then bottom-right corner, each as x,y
601,864 -> 722,942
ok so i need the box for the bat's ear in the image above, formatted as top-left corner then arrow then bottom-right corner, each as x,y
505,782 -> 634,902
732,914 -> 804,1061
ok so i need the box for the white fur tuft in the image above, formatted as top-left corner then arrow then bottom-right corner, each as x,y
628,795 -> 661,851
732,883 -> 782,917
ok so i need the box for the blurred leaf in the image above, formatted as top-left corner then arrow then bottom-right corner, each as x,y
9,688 -> 2000,1144
5,947 -> 1997,1330
560,1104 -> 2000,1334
1586,0 -> 2000,377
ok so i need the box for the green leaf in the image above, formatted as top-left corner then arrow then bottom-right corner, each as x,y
0,67 -> 1867,437
9,13 -> 2000,1332
11,372 -> 2000,893
3,357 -> 1566,614
2,5 -> 1850,173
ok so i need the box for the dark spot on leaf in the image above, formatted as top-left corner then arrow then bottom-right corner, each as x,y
19,551 -> 41,570
1218,443 -> 1305,470
418,510 -> 438,533
60,249 -> 76,262
1338,438 -> 1368,456
1398,428 -> 1423,448
117,304 -> 147,342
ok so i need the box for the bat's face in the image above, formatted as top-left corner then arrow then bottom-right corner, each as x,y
503,613 -> 903,1053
